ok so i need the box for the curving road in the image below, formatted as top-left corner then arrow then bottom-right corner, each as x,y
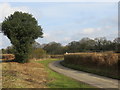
49,60 -> 119,89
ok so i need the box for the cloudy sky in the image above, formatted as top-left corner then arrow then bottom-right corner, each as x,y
0,2 -> 118,49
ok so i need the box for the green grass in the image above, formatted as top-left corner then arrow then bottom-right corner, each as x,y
61,61 -> 119,80
37,59 -> 94,88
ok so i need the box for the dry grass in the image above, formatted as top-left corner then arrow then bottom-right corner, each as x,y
2,61 -> 49,88
64,52 -> 118,67
50,55 -> 64,59
0,54 -> 15,60
64,52 -> 119,79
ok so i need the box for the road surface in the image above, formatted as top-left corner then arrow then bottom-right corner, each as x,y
49,60 -> 119,89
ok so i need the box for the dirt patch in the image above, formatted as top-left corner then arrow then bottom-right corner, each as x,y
2,61 -> 48,88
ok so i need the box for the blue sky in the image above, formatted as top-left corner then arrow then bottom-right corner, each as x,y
0,2 -> 118,49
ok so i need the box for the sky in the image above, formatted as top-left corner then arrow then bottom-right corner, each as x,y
0,2 -> 118,49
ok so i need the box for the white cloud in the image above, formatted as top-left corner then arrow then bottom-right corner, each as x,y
82,28 -> 101,34
0,3 -> 29,22
82,28 -> 95,34
37,29 -> 73,45
43,33 -> 50,37
64,37 -> 71,41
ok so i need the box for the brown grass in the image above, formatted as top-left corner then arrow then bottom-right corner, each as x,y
0,54 -> 15,60
50,55 -> 64,59
64,52 -> 118,67
64,52 -> 119,79
2,61 -> 49,88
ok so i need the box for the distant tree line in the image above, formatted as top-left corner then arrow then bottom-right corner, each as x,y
42,37 -> 120,54
1,37 -> 120,55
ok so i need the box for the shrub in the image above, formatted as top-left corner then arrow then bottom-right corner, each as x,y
50,55 -> 64,59
29,48 -> 47,59
63,52 -> 119,79
64,52 -> 118,67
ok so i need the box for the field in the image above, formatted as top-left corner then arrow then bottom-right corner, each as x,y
2,61 -> 48,88
62,52 -> 119,79
2,58 -> 94,88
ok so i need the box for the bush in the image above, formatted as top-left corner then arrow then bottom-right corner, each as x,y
63,52 -> 119,79
64,52 -> 118,67
50,55 -> 64,59
29,48 -> 47,59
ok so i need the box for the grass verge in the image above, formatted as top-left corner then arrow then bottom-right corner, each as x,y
61,61 -> 119,80
37,59 -> 95,88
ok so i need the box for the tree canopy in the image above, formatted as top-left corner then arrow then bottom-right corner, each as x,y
2,11 -> 43,63
42,37 -> 119,54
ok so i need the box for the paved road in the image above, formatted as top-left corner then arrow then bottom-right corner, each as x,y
49,60 -> 119,89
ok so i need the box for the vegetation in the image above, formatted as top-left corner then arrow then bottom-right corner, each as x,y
43,42 -> 65,55
0,46 -> 14,54
1,54 -> 14,60
2,11 -> 43,63
41,37 -> 120,55
50,55 -> 64,59
1,37 -> 119,57
37,59 -> 94,88
2,61 -> 48,88
62,52 -> 119,79
29,48 -> 47,59
2,58 -> 94,88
